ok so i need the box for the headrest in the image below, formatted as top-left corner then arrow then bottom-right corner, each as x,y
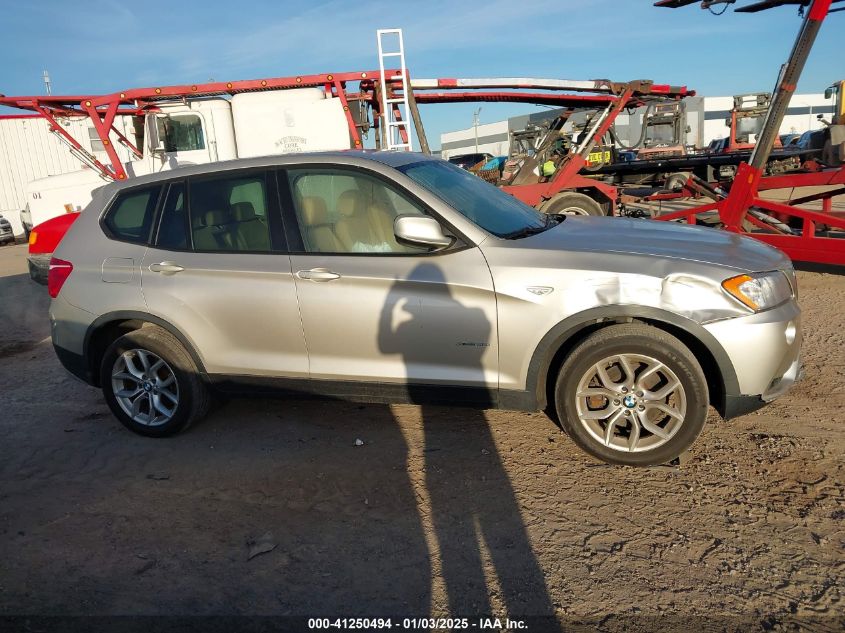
230,201 -> 256,222
337,189 -> 365,217
300,196 -> 329,225
368,201 -> 392,217
201,209 -> 229,227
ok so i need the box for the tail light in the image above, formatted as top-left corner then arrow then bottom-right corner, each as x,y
47,257 -> 73,298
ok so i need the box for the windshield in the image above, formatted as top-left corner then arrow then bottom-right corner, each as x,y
397,160 -> 547,237
736,116 -> 764,141
647,122 -> 676,145
157,114 -> 205,152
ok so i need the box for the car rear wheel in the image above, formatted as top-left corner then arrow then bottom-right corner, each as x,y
100,325 -> 210,437
555,323 -> 708,466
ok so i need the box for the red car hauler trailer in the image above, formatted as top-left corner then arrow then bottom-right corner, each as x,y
3,68 -> 691,281
653,0 -> 845,266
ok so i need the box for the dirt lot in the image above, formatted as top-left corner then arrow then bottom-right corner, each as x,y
0,242 -> 842,631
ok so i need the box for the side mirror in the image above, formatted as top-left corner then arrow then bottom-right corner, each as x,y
150,115 -> 170,155
824,87 -> 834,100
394,215 -> 452,249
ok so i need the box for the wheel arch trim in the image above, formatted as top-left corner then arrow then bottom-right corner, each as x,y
526,305 -> 739,415
83,310 -> 209,385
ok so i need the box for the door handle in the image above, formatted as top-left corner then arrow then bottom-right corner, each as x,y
149,261 -> 185,275
297,268 -> 341,282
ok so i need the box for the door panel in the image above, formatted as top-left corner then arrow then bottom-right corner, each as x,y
282,167 -> 498,389
141,174 -> 308,378
291,249 -> 497,387
142,249 -> 307,377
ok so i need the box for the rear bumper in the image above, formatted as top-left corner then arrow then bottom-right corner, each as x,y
28,254 -> 51,285
53,344 -> 92,384
50,296 -> 96,385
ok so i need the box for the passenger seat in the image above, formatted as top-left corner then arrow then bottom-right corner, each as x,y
299,196 -> 341,252
230,202 -> 270,251
335,190 -> 377,251
368,201 -> 398,247
193,209 -> 233,251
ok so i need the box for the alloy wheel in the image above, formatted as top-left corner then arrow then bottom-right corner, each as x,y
575,353 -> 686,453
111,349 -> 179,427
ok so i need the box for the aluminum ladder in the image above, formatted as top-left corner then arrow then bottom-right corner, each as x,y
376,28 -> 412,151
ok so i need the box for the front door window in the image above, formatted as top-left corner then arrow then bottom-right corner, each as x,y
286,169 -> 429,254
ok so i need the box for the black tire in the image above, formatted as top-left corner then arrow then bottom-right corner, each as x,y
100,325 -> 210,437
554,323 -> 708,466
664,172 -> 690,192
543,192 -> 605,216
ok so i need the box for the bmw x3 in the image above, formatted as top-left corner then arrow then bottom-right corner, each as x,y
48,152 -> 802,466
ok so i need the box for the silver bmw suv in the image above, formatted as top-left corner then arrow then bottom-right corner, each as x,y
48,152 -> 802,466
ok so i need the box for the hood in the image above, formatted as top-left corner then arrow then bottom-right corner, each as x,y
521,215 -> 790,273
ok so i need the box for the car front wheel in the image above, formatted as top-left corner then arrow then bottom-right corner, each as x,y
100,325 -> 210,437
555,323 -> 708,466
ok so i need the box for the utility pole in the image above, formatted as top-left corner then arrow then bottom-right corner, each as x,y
473,107 -> 482,153
42,70 -> 52,95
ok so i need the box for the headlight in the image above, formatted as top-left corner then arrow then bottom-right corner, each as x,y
722,271 -> 793,312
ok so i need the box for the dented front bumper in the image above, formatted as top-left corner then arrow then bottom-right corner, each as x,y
705,298 -> 802,418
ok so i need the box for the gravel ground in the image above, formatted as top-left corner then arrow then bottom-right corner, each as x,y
0,242 -> 842,631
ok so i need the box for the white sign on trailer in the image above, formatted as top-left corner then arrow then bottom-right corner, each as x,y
231,89 -> 351,158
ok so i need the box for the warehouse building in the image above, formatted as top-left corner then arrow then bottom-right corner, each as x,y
0,115 -> 133,237
439,92 -> 834,159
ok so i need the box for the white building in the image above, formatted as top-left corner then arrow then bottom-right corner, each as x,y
439,92 -> 834,158
0,115 -> 133,237
440,120 -> 510,160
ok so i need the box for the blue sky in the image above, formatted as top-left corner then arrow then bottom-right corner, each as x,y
1,0 -> 841,148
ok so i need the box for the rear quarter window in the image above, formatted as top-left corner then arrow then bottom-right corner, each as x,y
103,187 -> 160,244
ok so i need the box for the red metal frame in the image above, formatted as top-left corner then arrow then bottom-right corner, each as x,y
2,70 -> 690,202
31,103 -> 117,179
655,0 -> 844,266
4,64 -> 695,262
412,92 -> 617,106
0,70 -> 405,181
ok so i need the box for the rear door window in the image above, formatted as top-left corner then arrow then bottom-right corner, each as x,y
188,172 -> 273,252
156,182 -> 188,250
103,186 -> 161,244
